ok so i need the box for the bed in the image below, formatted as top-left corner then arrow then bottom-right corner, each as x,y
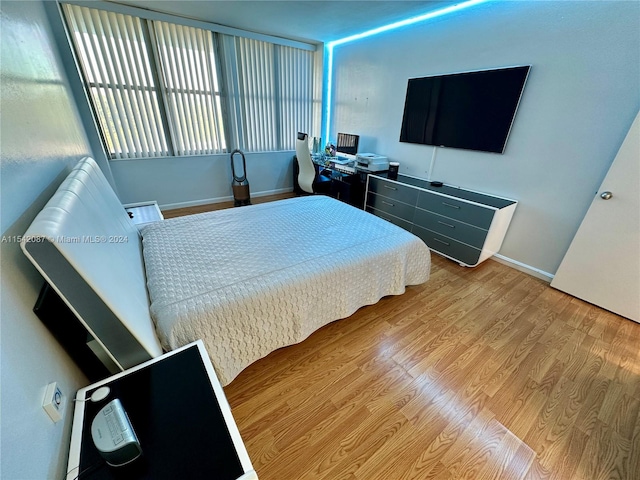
21,157 -> 431,385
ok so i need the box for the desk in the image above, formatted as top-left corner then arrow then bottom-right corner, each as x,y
67,341 -> 257,480
293,156 -> 372,208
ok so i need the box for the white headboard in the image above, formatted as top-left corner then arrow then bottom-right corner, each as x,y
21,157 -> 163,370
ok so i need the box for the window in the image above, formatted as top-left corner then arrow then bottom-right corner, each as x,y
64,5 -> 169,158
62,3 -> 318,159
230,36 -> 278,152
153,21 -> 227,155
276,44 -> 316,151
220,36 -> 316,152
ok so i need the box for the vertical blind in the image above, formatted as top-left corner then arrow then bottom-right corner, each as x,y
65,4 -> 169,158
153,21 -> 226,155
219,36 -> 316,152
63,3 -> 319,159
231,36 -> 278,152
277,45 -> 315,150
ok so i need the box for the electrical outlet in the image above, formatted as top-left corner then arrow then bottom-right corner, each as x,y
43,382 -> 64,423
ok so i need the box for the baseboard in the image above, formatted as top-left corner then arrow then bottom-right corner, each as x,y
492,254 -> 554,283
159,187 -> 294,211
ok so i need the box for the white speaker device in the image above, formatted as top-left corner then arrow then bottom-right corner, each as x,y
91,398 -> 142,466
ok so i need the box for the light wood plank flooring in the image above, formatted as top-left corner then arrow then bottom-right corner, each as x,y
168,198 -> 640,479
162,193 -> 294,218
224,256 -> 640,480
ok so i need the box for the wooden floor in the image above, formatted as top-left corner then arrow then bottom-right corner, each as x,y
162,192 -> 294,218
223,256 -> 640,479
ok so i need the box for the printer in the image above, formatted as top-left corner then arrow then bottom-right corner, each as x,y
355,153 -> 389,172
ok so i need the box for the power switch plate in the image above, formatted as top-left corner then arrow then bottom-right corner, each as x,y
43,382 -> 64,423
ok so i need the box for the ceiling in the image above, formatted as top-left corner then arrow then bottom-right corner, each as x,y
110,0 -> 461,44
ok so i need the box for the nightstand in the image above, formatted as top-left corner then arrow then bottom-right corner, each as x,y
66,341 -> 258,480
124,202 -> 164,228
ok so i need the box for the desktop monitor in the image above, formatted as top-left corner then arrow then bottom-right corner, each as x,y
336,133 -> 359,156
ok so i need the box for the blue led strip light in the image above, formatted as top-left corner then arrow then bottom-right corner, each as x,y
323,0 -> 491,142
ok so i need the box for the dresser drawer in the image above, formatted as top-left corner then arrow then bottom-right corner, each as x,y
366,207 -> 414,232
417,191 -> 494,228
413,208 -> 488,248
412,225 -> 482,266
366,192 -> 415,222
368,177 -> 419,206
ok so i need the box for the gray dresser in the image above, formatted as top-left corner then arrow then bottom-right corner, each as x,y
365,174 -> 517,266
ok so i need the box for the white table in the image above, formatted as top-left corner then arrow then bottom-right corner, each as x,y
123,201 -> 164,228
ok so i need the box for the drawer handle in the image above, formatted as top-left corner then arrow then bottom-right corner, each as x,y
442,202 -> 460,209
383,185 -> 397,191
437,220 -> 455,228
382,201 -> 395,207
433,238 -> 450,246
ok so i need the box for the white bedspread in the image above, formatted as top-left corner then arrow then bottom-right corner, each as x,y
141,196 -> 430,385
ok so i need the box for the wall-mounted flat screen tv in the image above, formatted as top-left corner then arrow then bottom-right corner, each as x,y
399,65 -> 530,154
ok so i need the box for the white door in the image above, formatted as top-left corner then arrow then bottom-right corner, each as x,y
551,112 -> 640,322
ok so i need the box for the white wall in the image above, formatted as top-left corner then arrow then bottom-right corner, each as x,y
330,1 -> 639,276
1,1 -> 92,478
110,150 -> 296,209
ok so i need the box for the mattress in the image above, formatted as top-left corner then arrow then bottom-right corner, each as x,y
140,195 -> 431,385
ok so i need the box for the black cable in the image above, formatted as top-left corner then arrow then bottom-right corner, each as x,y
65,459 -> 106,480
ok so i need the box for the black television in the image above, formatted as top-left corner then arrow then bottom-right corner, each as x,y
399,65 -> 530,154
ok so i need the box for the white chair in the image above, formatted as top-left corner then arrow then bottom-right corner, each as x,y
295,132 -> 331,194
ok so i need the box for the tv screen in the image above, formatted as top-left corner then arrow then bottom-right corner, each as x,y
399,65 -> 530,154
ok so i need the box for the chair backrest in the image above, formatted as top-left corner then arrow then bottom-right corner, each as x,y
295,132 -> 315,194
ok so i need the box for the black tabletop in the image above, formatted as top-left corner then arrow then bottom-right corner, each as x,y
77,346 -> 244,480
373,173 -> 516,209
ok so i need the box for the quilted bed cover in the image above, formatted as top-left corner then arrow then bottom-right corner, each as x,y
141,196 -> 431,385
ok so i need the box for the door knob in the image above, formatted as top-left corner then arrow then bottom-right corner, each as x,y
600,191 -> 613,200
